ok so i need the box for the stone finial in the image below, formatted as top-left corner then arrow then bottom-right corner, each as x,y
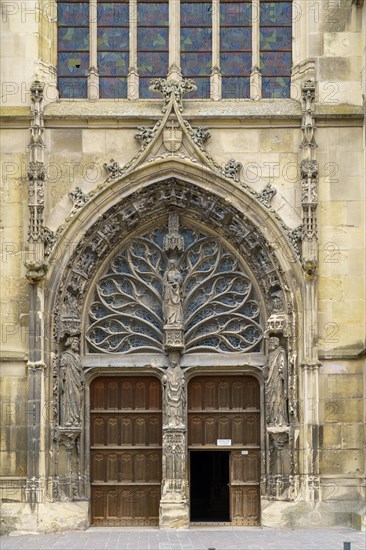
149,77 -> 197,112
258,183 -> 277,208
223,159 -> 242,182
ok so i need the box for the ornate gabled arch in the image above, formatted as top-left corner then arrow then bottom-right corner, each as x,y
45,170 -> 303,522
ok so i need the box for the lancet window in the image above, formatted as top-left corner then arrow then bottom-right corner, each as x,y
57,0 -> 292,99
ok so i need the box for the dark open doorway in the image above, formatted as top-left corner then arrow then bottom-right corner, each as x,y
190,451 -> 230,522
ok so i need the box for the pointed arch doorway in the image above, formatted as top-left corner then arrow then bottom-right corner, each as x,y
84,211 -> 266,527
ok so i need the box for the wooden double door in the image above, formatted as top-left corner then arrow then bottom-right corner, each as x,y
90,374 -> 261,526
90,376 -> 162,525
188,376 -> 261,525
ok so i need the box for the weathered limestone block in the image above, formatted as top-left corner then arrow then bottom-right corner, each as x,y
0,502 -> 89,535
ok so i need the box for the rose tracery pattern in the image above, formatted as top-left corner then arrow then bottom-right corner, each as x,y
86,226 -> 263,353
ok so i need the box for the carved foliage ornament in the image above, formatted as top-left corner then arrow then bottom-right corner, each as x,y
149,78 -> 197,112
86,223 -> 263,354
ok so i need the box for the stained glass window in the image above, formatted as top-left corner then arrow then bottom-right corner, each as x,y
180,2 -> 212,99
98,0 -> 129,99
57,0 -> 89,98
220,0 -> 251,99
260,0 -> 292,98
138,1 -> 169,98
57,0 -> 292,100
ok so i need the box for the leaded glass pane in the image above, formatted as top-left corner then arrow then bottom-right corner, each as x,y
96,0 -> 129,98
262,76 -> 291,98
98,52 -> 129,76
260,1 -> 292,98
97,28 -> 129,51
220,2 -> 251,25
260,2 -> 292,25
181,52 -> 211,76
181,3 -> 212,26
57,1 -> 89,98
180,2 -> 211,98
58,27 -> 89,51
260,52 -> 291,75
220,53 -> 251,75
181,28 -> 212,51
137,1 -> 168,98
220,28 -> 251,52
189,77 -> 211,98
222,76 -> 250,99
137,2 -> 169,26
97,2 -> 129,25
260,28 -> 292,51
220,0 -> 251,98
138,52 -> 169,76
58,78 -> 88,99
138,28 -> 169,51
57,52 -> 89,75
58,3 -> 89,25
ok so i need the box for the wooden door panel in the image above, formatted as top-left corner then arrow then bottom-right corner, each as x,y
90,377 -> 162,526
231,486 -> 260,525
188,376 -> 261,526
231,450 -> 260,483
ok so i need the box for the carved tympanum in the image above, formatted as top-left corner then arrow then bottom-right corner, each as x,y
86,217 -> 263,354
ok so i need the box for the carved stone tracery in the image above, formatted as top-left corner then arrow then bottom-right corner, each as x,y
86,216 -> 264,354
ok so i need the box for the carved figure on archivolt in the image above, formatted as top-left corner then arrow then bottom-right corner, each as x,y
163,356 -> 186,428
59,336 -> 84,427
264,337 -> 288,427
163,259 -> 183,326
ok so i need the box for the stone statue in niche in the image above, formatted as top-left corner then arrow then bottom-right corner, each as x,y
60,336 -> 84,427
163,259 -> 183,326
163,356 -> 185,428
265,337 -> 288,426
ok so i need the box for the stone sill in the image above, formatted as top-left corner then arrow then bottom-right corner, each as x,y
1,101 -> 363,127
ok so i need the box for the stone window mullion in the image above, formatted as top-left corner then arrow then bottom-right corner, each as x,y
250,0 -> 262,99
211,0 -> 221,100
88,0 -> 99,99
168,0 -> 181,80
128,0 -> 139,99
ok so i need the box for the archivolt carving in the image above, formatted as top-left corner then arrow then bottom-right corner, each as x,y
86,222 -> 263,354
53,180 -> 295,345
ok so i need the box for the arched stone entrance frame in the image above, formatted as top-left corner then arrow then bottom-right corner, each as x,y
44,162 -> 304,527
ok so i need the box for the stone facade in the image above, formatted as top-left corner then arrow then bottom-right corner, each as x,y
0,0 -> 365,535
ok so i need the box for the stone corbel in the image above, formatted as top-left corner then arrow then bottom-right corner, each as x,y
25,260 -> 48,284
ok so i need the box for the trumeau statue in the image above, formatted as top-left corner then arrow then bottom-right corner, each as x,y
163,356 -> 186,428
265,337 -> 288,427
59,336 -> 84,427
163,259 -> 183,326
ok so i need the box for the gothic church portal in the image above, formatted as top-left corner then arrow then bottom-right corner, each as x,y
0,0 -> 365,534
